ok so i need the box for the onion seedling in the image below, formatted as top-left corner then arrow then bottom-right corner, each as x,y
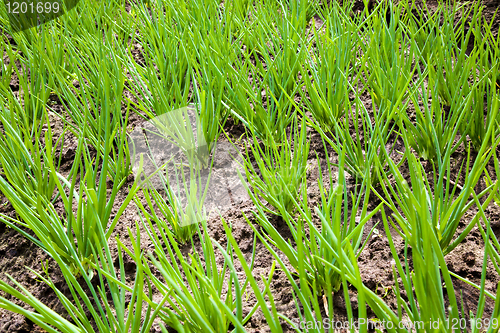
139,212 -> 260,332
131,104 -> 217,242
226,0 -> 305,143
402,65 -> 468,161
460,35 -> 500,152
44,30 -> 132,181
218,218 -> 286,333
0,222 -> 161,333
0,109 -> 142,275
425,1 -> 482,107
380,193 -> 497,333
0,41 -> 16,90
127,0 -> 231,149
125,0 -> 192,117
240,116 -> 309,215
404,1 -> 442,65
301,1 -> 360,131
361,2 -> 420,111
306,86 -> 403,185
243,144 -> 381,295
373,126 -> 500,255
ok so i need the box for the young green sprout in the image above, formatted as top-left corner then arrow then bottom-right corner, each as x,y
129,105 -> 213,243
374,125 -> 500,255
301,0 -> 358,131
240,115 -> 309,216
242,139 -> 382,298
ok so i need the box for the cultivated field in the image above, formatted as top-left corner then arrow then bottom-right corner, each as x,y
0,0 -> 500,332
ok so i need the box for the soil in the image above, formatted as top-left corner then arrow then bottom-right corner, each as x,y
1,1 -> 500,332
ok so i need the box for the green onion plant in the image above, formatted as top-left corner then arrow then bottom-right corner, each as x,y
125,0 -> 192,116
379,193 -> 498,333
242,145 -> 382,295
0,222 -> 161,333
240,116 -> 309,215
374,128 -> 500,255
307,89 -> 402,185
460,33 -> 500,152
139,212 -> 261,332
426,2 -> 482,107
0,111 -> 141,275
402,66 -> 468,161
301,2 -> 360,131
361,1 -> 420,113
226,0 -> 306,143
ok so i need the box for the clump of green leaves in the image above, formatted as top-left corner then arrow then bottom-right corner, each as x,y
301,1 -> 360,131
139,212 -> 263,332
0,107 -> 141,276
226,0 -> 307,143
240,116 -> 309,215
0,221 -> 162,333
361,1 -> 420,112
131,105 -> 217,243
374,127 -> 500,255
244,143 -> 382,297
